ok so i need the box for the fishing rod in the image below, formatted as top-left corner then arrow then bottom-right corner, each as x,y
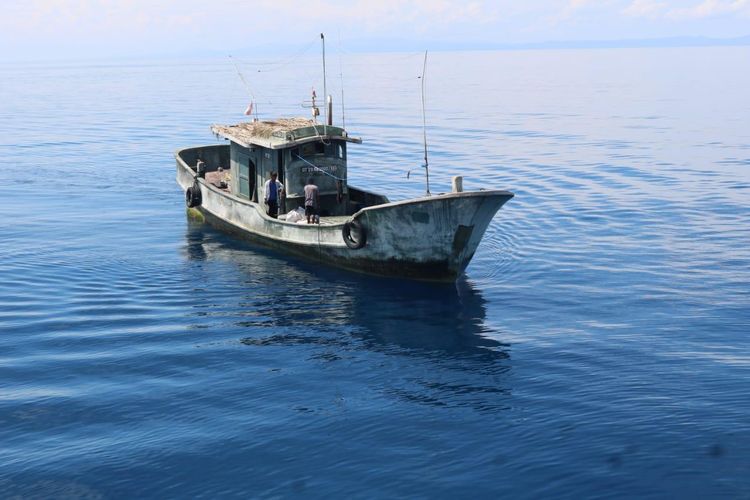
421,50 -> 430,196
321,33 -> 328,130
338,30 -> 346,130
407,51 -> 431,196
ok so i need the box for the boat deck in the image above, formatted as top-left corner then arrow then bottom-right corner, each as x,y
203,171 -> 350,226
315,215 -> 349,226
205,170 -> 231,192
278,214 -> 349,226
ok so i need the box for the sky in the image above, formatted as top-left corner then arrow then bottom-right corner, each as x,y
1,0 -> 749,61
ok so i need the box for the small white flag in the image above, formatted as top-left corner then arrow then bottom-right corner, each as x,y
244,102 -> 253,116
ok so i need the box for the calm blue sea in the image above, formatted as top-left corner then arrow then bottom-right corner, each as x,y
1,46 -> 749,498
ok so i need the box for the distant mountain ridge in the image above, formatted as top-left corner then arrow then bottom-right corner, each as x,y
219,35 -> 750,59
335,35 -> 750,53
5,35 -> 749,64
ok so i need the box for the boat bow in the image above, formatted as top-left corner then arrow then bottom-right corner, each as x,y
339,190 -> 513,279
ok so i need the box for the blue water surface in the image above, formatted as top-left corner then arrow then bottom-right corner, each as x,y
1,47 -> 749,498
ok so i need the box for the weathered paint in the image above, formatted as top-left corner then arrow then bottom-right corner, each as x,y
176,145 -> 513,282
227,140 -> 351,216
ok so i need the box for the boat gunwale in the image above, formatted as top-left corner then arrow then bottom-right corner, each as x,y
175,145 -> 514,228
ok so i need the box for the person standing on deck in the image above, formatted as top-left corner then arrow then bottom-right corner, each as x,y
304,177 -> 320,224
263,171 -> 284,218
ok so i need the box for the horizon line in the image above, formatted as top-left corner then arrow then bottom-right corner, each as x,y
3,34 -> 749,65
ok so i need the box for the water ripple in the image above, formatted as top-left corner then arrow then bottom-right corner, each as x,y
1,48 -> 749,498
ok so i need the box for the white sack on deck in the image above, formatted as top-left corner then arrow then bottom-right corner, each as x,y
285,207 -> 305,223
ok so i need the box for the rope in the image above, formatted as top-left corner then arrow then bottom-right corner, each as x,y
231,38 -> 318,73
229,55 -> 258,120
293,154 -> 346,181
310,121 -> 331,146
317,222 -> 322,261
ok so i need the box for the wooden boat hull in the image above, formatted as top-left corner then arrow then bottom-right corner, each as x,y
176,147 -> 512,282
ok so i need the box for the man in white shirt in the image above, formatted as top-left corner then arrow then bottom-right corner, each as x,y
263,172 -> 284,218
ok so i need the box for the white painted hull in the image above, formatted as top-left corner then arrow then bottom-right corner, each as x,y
177,148 -> 512,281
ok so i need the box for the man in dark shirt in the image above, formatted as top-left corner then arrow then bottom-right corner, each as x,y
263,172 -> 283,218
304,177 -> 320,224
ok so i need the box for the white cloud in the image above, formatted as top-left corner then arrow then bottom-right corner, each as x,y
622,0 -> 668,17
667,0 -> 750,19
277,0 -> 500,28
5,0 -> 206,37
621,0 -> 750,20
2,0 -> 750,62
552,0 -> 601,24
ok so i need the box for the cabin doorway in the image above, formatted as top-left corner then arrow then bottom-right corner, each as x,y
277,151 -> 284,185
248,159 -> 257,202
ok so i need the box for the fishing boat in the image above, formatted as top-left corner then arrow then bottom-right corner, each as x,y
175,41 -> 513,282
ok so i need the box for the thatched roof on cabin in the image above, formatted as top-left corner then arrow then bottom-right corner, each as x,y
215,118 -> 314,140
211,117 -> 361,150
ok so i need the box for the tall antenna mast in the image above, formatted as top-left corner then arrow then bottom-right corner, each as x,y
321,33 -> 328,129
421,50 -> 431,196
338,31 -> 346,129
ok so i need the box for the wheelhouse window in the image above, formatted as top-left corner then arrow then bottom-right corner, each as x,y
299,142 -> 325,156
295,141 -> 344,159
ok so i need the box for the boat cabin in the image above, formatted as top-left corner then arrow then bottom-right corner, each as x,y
211,118 -> 363,217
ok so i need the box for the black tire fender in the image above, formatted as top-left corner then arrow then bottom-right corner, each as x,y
186,183 -> 202,208
342,219 -> 367,249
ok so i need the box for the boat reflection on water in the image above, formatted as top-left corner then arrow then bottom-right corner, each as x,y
184,216 -> 511,375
